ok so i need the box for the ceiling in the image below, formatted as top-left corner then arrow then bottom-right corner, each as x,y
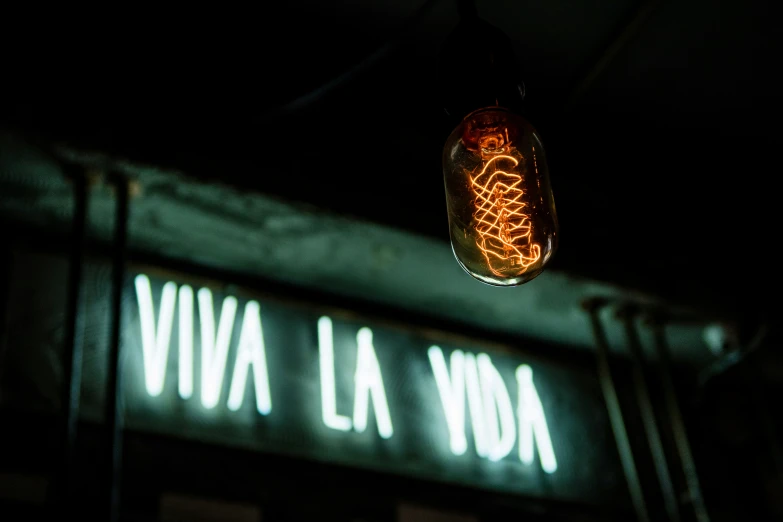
0,0 -> 780,331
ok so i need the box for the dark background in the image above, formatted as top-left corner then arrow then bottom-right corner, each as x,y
1,0 -> 780,320
1,1 -> 782,520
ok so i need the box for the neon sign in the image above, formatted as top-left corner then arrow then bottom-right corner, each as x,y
132,273 -> 557,473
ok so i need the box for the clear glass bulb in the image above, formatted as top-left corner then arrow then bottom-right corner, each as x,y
443,107 -> 558,286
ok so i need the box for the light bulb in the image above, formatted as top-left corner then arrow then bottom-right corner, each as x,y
443,107 -> 558,286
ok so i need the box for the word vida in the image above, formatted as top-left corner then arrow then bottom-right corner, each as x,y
133,274 -> 557,473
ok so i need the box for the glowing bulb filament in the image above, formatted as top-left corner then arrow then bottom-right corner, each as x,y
469,154 -> 541,276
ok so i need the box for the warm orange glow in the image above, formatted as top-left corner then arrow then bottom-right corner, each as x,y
469,153 -> 541,276
443,107 -> 556,286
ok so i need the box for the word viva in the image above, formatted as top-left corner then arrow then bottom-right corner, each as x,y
133,274 -> 557,473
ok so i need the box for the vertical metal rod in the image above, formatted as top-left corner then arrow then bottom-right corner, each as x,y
104,174 -> 130,522
583,298 -> 650,522
619,306 -> 680,522
58,168 -> 89,510
651,319 -> 710,522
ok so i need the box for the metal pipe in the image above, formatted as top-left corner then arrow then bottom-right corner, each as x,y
618,305 -> 680,522
650,317 -> 710,522
57,166 -> 89,510
583,298 -> 650,522
104,174 -> 130,522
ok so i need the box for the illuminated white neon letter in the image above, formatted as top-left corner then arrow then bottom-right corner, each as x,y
352,327 -> 393,439
477,353 -> 516,461
135,274 -> 177,397
318,316 -> 352,431
427,346 -> 468,455
198,288 -> 238,409
516,365 -> 557,473
227,301 -> 272,414
178,285 -> 194,399
464,353 -> 489,457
